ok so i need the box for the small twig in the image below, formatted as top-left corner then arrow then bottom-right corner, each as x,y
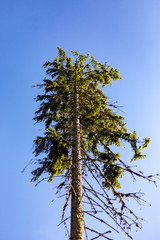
57,216 -> 71,227
84,220 -> 89,240
91,230 -> 112,240
49,194 -> 66,206
34,177 -> 49,187
84,211 -> 115,229
85,227 -> 113,240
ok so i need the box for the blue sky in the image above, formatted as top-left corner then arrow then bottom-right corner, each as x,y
1,0 -> 160,239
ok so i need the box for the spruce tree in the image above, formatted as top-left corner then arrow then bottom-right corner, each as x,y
31,47 -> 156,240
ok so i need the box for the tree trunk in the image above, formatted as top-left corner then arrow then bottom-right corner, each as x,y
70,78 -> 84,240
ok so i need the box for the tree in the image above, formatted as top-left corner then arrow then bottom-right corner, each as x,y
31,47 -> 157,240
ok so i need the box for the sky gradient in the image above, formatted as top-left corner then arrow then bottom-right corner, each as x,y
1,0 -> 160,239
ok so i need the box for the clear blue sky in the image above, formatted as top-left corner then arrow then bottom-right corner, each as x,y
1,0 -> 160,239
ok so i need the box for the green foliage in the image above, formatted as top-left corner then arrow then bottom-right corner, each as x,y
31,129 -> 71,182
32,47 -> 150,190
30,47 -> 156,240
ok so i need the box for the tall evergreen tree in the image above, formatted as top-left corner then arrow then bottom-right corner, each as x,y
31,47 -> 156,240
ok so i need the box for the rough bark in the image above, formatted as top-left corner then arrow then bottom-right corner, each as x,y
70,78 -> 84,240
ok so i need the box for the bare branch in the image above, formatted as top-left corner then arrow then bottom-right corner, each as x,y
84,227 -> 113,240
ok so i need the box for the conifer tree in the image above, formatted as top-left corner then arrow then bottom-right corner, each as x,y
32,47 -> 157,240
